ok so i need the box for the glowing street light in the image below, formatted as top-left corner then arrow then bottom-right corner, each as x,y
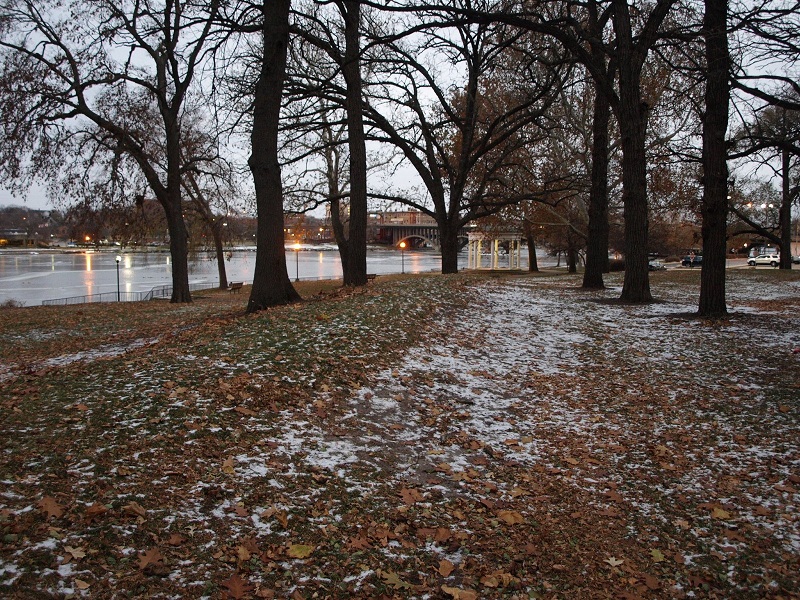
399,240 -> 406,274
294,242 -> 301,282
115,255 -> 122,301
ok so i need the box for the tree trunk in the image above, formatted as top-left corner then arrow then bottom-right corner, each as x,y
614,1 -> 653,303
440,225 -> 460,274
163,197 -> 192,302
698,0 -> 729,317
525,230 -> 539,272
247,0 -> 300,313
583,83 -> 610,289
567,244 -> 578,273
779,145 -> 793,269
212,221 -> 228,290
341,0 -> 368,286
330,197 -> 351,276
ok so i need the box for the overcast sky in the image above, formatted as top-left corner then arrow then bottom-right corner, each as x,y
0,184 -> 51,210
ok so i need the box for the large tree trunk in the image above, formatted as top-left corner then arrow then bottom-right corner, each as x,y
163,196 -> 192,302
698,0 -> 729,317
247,0 -> 300,313
614,1 -> 653,303
440,224 -> 460,274
583,83 -> 611,289
525,229 -> 539,272
779,146 -> 793,269
342,0 -> 368,286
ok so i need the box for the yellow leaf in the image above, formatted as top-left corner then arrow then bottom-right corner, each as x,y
711,507 -> 731,520
651,548 -> 665,563
287,544 -> 314,559
378,569 -> 413,589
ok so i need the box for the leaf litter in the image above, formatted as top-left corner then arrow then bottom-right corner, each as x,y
0,270 -> 798,599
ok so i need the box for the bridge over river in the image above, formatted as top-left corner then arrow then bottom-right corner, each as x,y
374,223 -> 475,250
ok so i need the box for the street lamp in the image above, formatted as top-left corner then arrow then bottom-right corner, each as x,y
115,255 -> 121,301
399,240 -> 406,274
294,242 -> 301,282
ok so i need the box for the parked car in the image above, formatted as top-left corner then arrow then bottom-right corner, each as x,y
648,259 -> 667,271
793,255 -> 800,264
681,254 -> 702,267
748,253 -> 780,267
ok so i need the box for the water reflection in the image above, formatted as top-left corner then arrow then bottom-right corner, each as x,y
0,247 -> 445,306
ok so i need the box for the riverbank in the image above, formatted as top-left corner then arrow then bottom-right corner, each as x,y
1,270 -> 799,599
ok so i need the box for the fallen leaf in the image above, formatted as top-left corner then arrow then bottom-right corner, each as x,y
378,569 -> 413,589
222,457 -> 236,475
38,497 -> 63,519
138,547 -> 164,570
441,585 -> 479,600
287,544 -> 314,559
64,546 -> 86,560
234,406 -> 256,416
399,487 -> 423,505
221,572 -> 254,599
480,574 -> 500,587
123,501 -> 147,519
711,507 -> 731,520
74,579 -> 90,590
439,559 -> 455,577
85,503 -> 109,518
167,533 -> 185,546
497,510 -> 524,525
650,548 -> 665,563
564,457 -> 580,465
604,556 -> 624,567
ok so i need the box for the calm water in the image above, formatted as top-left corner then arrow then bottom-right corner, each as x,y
0,247 -> 451,306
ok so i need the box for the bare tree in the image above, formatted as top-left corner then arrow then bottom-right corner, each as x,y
0,0 -> 222,302
362,4 -> 565,273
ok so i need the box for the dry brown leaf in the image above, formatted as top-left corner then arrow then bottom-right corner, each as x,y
222,457 -> 236,475
441,585 -> 478,600
38,496 -> 63,519
399,487 -> 423,505
497,510 -> 524,525
138,547 -> 164,570
438,559 -> 455,577
221,572 -> 254,599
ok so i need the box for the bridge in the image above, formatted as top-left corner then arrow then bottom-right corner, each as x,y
374,223 -> 475,250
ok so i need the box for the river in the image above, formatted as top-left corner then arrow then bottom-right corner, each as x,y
0,246 -> 460,306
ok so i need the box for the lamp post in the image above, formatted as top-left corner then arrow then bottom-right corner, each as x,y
399,241 -> 406,274
115,255 -> 121,301
294,242 -> 301,282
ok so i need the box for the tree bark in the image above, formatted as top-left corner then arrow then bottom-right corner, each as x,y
698,0 -> 729,317
779,145 -> 793,269
330,197 -> 351,275
212,221 -> 228,290
440,224 -> 460,274
342,0 -> 368,286
525,229 -> 539,272
247,0 -> 300,313
162,192 -> 192,303
583,82 -> 611,288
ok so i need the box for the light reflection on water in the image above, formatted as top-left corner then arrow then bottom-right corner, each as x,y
0,247 -> 446,306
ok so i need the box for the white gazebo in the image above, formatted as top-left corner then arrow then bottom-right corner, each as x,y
467,231 -> 524,270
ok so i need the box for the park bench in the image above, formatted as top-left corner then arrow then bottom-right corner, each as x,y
228,282 -> 243,293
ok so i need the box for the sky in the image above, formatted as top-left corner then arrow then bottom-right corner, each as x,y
0,183 -> 51,211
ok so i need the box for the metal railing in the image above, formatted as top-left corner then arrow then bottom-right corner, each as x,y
42,281 -> 222,306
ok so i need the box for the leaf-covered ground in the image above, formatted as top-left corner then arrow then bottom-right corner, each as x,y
1,269 -> 798,599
